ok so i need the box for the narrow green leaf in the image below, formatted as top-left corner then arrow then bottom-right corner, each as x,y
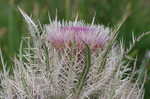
75,43 -> 91,98
98,4 -> 130,73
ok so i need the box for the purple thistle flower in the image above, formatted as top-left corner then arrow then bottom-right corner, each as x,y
0,9 -> 145,99
46,21 -> 110,51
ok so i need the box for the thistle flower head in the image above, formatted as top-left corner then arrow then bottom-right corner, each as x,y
46,21 -> 110,50
0,9 -> 146,99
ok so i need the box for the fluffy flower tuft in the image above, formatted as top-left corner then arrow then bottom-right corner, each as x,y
46,21 -> 110,50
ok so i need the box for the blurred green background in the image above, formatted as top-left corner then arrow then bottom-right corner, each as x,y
0,0 -> 150,98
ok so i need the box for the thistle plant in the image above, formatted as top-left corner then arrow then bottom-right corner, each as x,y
0,9 -> 146,99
